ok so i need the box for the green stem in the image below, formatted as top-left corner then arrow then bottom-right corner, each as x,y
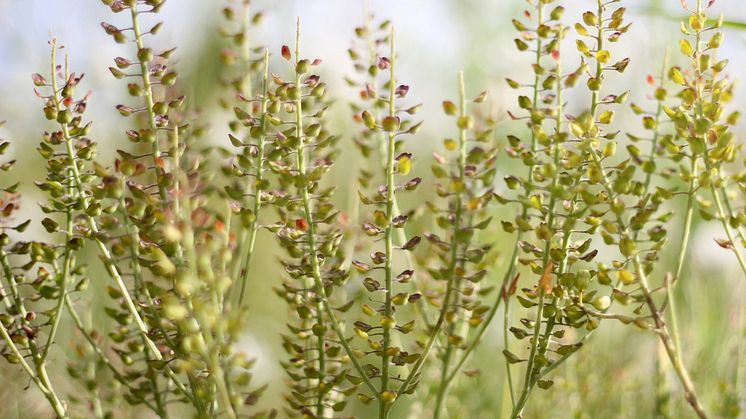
503,297 -> 516,409
0,308 -> 67,417
591,0 -> 604,116
442,0 -> 546,392
689,0 -> 746,277
433,71 -> 468,419
130,5 -> 168,203
228,5 -> 261,299
49,43 -> 194,406
237,49 -> 270,307
633,260 -> 708,419
61,280 -> 158,414
719,187 -> 746,246
589,147 -> 708,419
41,166 -> 74,363
511,10 -> 565,417
180,190 -> 237,419
669,157 -> 696,352
289,22 -> 343,415
378,27 -> 397,419
709,184 -> 746,275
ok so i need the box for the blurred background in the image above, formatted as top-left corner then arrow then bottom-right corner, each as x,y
0,0 -> 745,417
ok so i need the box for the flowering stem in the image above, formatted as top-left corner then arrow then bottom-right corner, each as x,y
433,71 -> 468,418
130,5 -> 168,203
442,0 -> 546,394
0,250 -> 68,418
48,41 -> 194,407
378,27 -> 397,419
589,148 -> 709,419
237,49 -> 270,307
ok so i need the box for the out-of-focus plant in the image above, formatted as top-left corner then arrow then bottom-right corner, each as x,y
218,0 -> 269,308
0,106 -> 70,418
424,73 -> 498,417
2,0 -> 746,418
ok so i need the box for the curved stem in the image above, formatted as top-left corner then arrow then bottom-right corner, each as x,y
589,147 -> 709,418
0,308 -> 67,417
0,250 -> 68,418
49,43 -> 194,406
709,183 -> 746,275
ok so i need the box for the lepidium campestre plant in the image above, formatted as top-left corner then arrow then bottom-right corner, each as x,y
626,53 -> 683,417
269,23 -> 355,417
94,0 -> 263,416
499,0 -> 632,416
424,73 -> 498,417
350,27 -> 432,418
348,14 -> 393,194
6,0 -> 746,417
217,0 -> 271,307
346,14 -> 427,329
573,1 -> 714,417
98,0 -> 216,414
32,40 -> 113,418
0,89 -> 69,417
671,0 -> 746,276
498,1 -> 590,416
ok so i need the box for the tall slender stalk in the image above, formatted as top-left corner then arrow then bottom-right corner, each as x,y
236,50 -> 270,307
0,250 -> 68,418
48,39 -> 194,406
588,145 -> 708,418
130,5 -> 168,203
432,71 -> 477,418
377,27 -> 398,419
441,0 -> 548,391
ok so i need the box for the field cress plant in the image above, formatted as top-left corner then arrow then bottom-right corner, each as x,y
0,0 -> 744,417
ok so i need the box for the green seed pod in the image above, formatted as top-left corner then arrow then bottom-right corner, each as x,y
442,100 -> 458,115
153,101 -> 168,115
56,109 -> 72,124
592,295 -> 611,311
380,316 -> 395,329
457,116 -> 474,130
619,237 -> 635,257
161,72 -> 178,86
582,11 -> 598,26
137,47 -> 153,62
382,116 -> 400,132
362,111 -> 376,129
127,83 -> 143,96
287,86 -> 301,100
43,106 -> 58,120
576,270 -> 591,290
311,83 -> 326,97
295,59 -> 311,75
550,6 -> 565,20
